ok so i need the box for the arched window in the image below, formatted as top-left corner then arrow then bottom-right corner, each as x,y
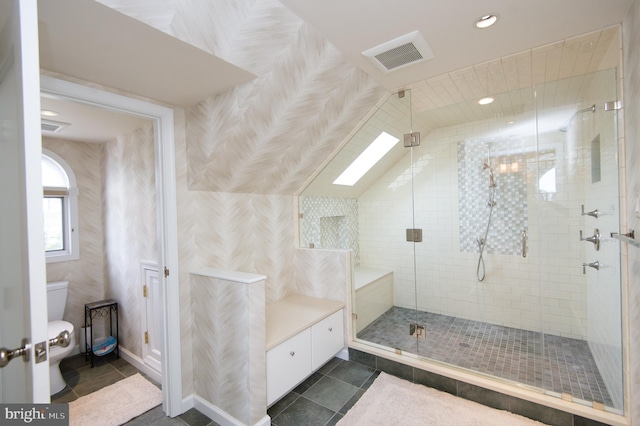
42,149 -> 79,262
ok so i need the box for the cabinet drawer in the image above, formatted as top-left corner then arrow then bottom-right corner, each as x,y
266,328 -> 311,405
311,309 -> 344,370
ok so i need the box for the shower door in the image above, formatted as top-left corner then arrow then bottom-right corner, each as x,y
408,86 -> 543,374
535,68 -> 623,412
351,90 -> 421,354
300,64 -> 624,413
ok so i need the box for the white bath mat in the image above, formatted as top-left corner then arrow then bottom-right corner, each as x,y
69,373 -> 162,426
338,372 -> 548,426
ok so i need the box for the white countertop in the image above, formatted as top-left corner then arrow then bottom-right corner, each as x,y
266,294 -> 344,350
191,267 -> 267,284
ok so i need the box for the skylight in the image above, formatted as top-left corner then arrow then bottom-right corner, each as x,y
333,132 -> 400,186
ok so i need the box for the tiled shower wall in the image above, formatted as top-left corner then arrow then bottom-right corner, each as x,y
299,196 -> 359,263
574,69 -> 623,410
457,140 -> 528,256
357,67 -> 624,408
359,113 -> 605,340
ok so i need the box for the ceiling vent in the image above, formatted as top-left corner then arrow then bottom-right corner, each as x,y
41,119 -> 70,133
363,31 -> 434,73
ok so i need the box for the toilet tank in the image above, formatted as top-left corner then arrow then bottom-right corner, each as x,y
47,281 -> 69,321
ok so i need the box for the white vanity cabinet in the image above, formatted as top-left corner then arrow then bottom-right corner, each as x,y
266,328 -> 312,405
311,309 -> 344,370
266,295 -> 345,406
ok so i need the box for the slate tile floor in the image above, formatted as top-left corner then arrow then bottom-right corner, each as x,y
52,353 -> 374,426
357,306 -> 613,407
267,357 -> 378,426
51,353 -> 219,426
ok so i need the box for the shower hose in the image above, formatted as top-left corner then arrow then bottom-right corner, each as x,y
476,186 -> 496,282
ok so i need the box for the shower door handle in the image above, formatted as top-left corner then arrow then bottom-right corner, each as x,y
521,230 -> 527,258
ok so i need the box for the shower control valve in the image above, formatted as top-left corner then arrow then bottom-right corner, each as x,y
582,261 -> 600,274
580,229 -> 601,251
581,205 -> 602,218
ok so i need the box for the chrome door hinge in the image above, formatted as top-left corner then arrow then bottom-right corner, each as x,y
404,132 -> 420,147
410,323 -> 426,339
406,228 -> 423,242
604,100 -> 621,111
164,267 -> 170,278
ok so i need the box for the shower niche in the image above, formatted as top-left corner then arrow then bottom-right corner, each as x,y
298,67 -> 624,417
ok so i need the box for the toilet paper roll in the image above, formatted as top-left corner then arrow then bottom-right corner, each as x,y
79,326 -> 91,354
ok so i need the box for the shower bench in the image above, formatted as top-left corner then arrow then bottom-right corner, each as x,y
266,294 -> 344,406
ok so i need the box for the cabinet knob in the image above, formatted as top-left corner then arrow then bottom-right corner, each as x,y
289,351 -> 295,357
328,328 -> 333,332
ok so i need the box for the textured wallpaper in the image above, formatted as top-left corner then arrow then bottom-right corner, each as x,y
77,0 -> 640,419
43,138 -> 106,342
99,0 -> 387,195
103,124 -> 158,358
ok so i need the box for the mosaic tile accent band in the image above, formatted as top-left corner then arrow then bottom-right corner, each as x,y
300,196 -> 360,264
457,141 -> 529,255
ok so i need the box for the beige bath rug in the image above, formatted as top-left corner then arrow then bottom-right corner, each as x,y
338,372 -> 548,426
69,373 -> 162,426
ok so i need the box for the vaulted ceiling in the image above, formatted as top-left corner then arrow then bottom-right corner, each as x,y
36,0 -> 632,195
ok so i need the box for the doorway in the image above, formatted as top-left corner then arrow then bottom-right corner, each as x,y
40,75 -> 182,416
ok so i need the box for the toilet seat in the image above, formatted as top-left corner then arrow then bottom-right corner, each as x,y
48,320 -> 74,338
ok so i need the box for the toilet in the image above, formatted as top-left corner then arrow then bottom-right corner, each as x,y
47,281 -> 76,395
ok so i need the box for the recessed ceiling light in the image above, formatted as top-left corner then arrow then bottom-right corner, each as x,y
475,14 -> 498,29
478,97 -> 494,105
41,109 -> 59,117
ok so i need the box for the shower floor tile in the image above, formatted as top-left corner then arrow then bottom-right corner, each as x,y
356,306 -> 613,407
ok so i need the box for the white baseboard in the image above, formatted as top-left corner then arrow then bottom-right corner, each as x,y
118,346 -> 162,385
192,394 -> 271,426
336,348 -> 349,361
181,394 -> 194,414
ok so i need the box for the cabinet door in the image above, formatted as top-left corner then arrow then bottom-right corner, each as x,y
311,310 -> 344,370
266,328 -> 312,405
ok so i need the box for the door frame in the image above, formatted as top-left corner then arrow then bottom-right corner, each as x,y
39,75 -> 182,416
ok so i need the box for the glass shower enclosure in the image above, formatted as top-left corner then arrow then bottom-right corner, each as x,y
299,67 -> 623,413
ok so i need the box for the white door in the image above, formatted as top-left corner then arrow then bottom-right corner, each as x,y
0,0 -> 50,403
141,264 -> 163,374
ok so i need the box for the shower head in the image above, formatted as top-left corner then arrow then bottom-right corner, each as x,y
482,162 -> 497,188
559,104 -> 597,132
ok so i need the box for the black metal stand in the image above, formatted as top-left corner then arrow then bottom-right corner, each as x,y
84,299 -> 119,367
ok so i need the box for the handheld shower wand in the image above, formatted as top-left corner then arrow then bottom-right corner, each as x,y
477,161 -> 497,281
483,162 -> 497,189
